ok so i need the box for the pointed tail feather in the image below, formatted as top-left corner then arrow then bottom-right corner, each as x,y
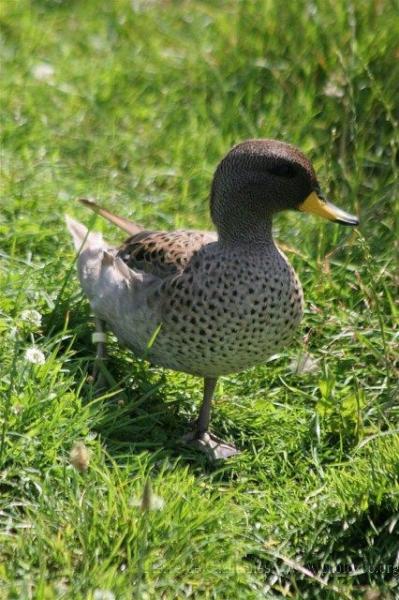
78,198 -> 143,236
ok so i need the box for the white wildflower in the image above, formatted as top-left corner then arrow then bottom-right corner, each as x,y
24,346 -> 45,365
54,579 -> 69,597
93,591 -> 115,600
57,190 -> 70,201
9,326 -> 19,339
289,352 -> 319,375
131,0 -> 159,13
20,309 -> 42,327
32,62 -> 54,81
323,80 -> 344,98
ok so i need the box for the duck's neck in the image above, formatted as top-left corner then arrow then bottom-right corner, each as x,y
216,213 -> 274,248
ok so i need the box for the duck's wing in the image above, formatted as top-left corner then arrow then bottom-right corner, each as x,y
78,198 -> 216,279
117,229 -> 217,278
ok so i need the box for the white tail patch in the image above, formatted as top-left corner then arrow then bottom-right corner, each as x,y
65,215 -> 104,253
101,250 -> 115,266
115,256 -> 133,280
100,251 -> 133,284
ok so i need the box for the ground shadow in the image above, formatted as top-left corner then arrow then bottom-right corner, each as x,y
45,300 -> 242,475
83,355 -> 239,475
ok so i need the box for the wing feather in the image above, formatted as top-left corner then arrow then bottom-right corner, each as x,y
117,230 -> 217,278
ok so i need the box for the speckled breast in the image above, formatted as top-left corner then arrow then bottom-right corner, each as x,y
148,244 -> 304,377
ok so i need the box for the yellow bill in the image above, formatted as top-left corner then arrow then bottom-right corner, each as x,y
298,191 -> 359,226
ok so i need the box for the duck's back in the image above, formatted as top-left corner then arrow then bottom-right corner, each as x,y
117,229 -> 217,278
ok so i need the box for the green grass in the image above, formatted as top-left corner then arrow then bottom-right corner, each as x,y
1,0 -> 398,598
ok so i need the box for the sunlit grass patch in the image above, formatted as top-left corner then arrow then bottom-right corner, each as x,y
1,0 -> 398,597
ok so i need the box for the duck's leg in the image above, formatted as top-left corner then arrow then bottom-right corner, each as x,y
197,376 -> 218,433
91,317 -> 108,389
183,377 -> 239,460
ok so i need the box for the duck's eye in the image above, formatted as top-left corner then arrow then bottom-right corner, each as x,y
268,164 -> 296,178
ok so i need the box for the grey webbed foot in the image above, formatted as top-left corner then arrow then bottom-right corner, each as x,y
182,430 -> 239,461
182,377 -> 239,460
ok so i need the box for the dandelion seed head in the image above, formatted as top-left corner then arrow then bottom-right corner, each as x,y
24,347 -> 45,365
70,441 -> 90,473
21,309 -> 42,327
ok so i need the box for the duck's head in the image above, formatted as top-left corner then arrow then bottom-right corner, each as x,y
210,139 -> 359,242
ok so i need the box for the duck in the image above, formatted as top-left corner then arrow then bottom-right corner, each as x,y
66,139 -> 359,460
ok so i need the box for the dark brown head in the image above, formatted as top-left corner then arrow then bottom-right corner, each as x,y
210,139 -> 358,243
